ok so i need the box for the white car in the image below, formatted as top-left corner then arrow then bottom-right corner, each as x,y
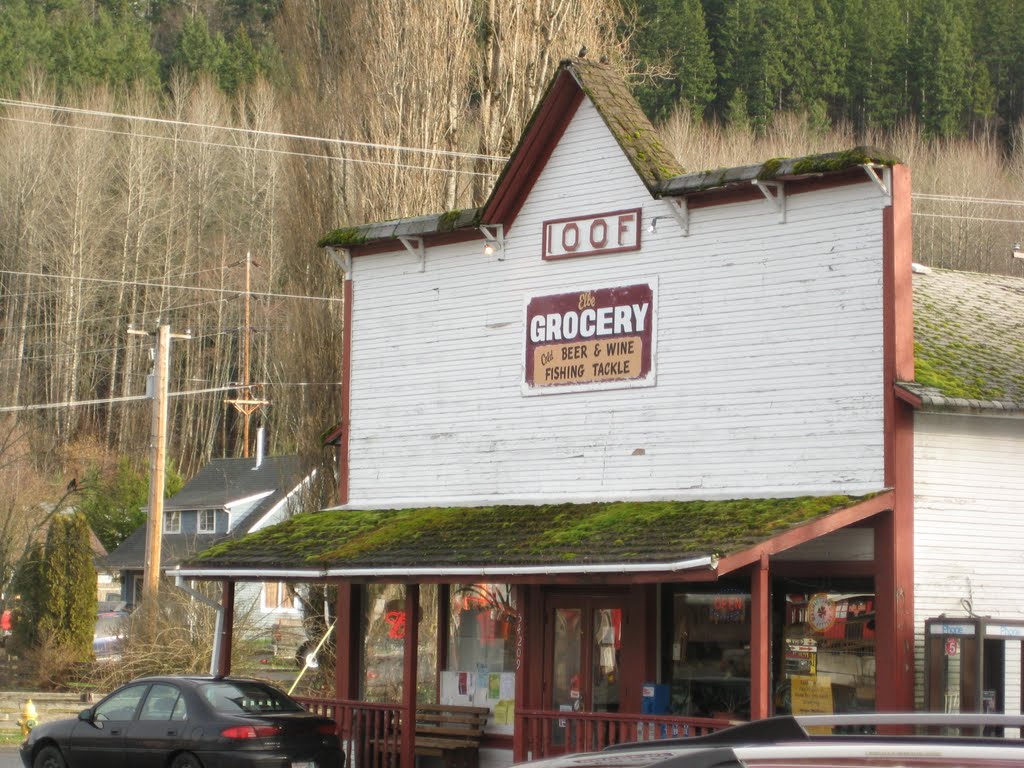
516,714 -> 1024,768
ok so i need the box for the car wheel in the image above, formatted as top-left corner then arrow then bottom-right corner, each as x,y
33,746 -> 67,768
170,751 -> 205,768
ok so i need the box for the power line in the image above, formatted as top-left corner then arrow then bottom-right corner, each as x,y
0,382 -> 336,413
0,96 -> 510,162
912,212 -> 1024,225
0,115 -> 501,178
913,193 -> 1024,207
0,268 -> 345,304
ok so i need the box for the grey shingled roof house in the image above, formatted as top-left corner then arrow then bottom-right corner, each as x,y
102,454 -> 311,607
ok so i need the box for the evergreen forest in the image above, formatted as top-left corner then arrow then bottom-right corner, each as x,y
1,0 -> 1023,572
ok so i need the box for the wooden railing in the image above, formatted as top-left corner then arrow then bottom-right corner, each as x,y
514,709 -> 737,761
294,696 -> 403,768
294,698 -> 737,767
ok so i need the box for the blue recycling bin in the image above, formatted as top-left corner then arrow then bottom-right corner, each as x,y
641,682 -> 671,714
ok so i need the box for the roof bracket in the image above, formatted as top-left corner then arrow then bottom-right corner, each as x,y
664,197 -> 689,236
399,236 -> 426,272
325,246 -> 352,278
752,179 -> 786,223
862,163 -> 891,197
480,224 -> 505,261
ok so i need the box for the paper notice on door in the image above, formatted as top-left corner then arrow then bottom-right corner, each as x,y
499,672 -> 515,699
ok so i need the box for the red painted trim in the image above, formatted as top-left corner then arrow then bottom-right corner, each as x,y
875,164 -> 915,713
715,490 -> 894,575
678,169 -> 870,210
334,584 -> 360,699
541,208 -> 643,260
338,278 -> 352,505
436,584 -> 450,698
891,166 -> 915,382
402,584 -> 419,767
894,383 -> 923,409
217,580 -> 235,677
348,228 -> 482,257
482,76 -> 585,229
750,554 -> 770,719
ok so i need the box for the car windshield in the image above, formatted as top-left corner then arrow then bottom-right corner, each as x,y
199,680 -> 305,714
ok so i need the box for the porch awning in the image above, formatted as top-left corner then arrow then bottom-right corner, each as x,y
173,492 -> 893,582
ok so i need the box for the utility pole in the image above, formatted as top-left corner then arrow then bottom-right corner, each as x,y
129,323 -> 191,628
225,251 -> 268,457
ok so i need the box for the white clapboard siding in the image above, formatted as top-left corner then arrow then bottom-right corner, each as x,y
913,412 -> 1024,707
346,99 -> 889,507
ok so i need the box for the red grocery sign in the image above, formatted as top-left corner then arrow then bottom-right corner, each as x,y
524,282 -> 655,393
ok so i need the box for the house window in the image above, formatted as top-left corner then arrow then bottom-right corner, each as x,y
164,511 -> 181,534
263,582 -> 297,612
198,510 -> 216,533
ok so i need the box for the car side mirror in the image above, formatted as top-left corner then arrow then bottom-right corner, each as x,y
78,708 -> 94,723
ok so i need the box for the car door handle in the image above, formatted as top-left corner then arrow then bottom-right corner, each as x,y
109,729 -> 122,735
166,730 -> 178,736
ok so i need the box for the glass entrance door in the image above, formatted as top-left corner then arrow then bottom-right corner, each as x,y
546,596 -> 626,717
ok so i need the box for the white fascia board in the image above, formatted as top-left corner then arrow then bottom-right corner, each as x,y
171,554 -> 717,581
247,470 -> 317,533
325,487 -> 881,511
224,491 -> 275,510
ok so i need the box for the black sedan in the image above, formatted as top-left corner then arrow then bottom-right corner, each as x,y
20,675 -> 344,768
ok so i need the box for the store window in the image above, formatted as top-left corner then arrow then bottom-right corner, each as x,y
361,584 -> 437,704
442,584 -> 517,734
662,586 -> 751,719
778,590 -> 876,716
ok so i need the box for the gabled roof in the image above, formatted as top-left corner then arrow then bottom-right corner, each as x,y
318,60 -> 897,252
480,57 -> 684,224
900,266 -> 1024,412
164,455 -> 303,511
177,493 -> 891,581
101,455 -> 309,570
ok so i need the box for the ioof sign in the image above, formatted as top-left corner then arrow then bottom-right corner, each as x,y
524,282 -> 655,393
542,209 -> 641,260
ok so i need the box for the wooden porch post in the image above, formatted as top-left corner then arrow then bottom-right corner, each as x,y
512,585 -> 528,761
216,579 -> 235,677
750,554 -> 771,719
402,584 -> 420,768
335,584 -> 361,700
436,584 -> 450,699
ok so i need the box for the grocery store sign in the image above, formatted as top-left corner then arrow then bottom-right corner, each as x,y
523,281 -> 656,394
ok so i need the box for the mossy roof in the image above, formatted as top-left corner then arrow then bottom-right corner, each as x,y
186,495 -> 872,573
317,59 -> 896,251
904,266 -> 1024,411
567,58 -> 685,191
658,146 -> 900,196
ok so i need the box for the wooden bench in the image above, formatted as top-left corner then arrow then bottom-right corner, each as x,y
375,703 -> 490,768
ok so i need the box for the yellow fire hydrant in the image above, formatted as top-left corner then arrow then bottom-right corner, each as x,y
17,699 -> 38,737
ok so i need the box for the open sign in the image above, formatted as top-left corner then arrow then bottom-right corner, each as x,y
543,208 -> 641,260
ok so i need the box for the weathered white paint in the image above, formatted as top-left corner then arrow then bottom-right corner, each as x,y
913,412 -> 1024,707
346,99 -> 889,507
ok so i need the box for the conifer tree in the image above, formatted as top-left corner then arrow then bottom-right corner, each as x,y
39,511 -> 96,661
911,0 -> 973,136
630,0 -> 716,121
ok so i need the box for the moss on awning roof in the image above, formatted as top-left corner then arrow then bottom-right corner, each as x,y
189,495 -> 874,571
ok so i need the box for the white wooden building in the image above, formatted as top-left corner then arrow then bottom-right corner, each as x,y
178,58 -> 1024,764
